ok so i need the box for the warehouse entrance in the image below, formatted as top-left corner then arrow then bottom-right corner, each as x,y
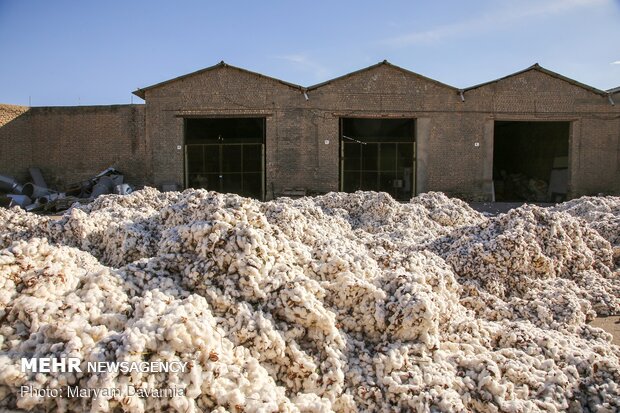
340,118 -> 415,201
184,118 -> 265,199
493,121 -> 569,202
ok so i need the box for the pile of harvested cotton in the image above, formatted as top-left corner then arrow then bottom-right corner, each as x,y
431,205 -> 619,317
0,189 -> 618,412
552,195 -> 620,262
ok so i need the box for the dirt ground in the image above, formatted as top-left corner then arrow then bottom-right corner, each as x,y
590,316 -> 620,346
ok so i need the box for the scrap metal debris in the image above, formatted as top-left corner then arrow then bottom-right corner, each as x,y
0,167 -> 133,212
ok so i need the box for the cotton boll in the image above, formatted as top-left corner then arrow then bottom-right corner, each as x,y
1,189 -> 620,412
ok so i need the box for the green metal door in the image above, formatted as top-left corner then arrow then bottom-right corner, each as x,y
184,118 -> 265,199
340,118 -> 416,201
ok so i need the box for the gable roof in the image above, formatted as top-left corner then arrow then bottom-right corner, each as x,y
463,63 -> 608,96
306,60 -> 457,91
133,61 -> 304,99
133,61 -> 609,101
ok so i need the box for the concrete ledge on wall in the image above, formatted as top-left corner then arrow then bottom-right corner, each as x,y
161,183 -> 180,192
415,117 -> 430,194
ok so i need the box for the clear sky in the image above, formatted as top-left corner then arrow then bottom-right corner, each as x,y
1,0 -> 619,106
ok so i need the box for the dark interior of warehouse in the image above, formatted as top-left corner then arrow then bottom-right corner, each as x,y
340,118 -> 416,201
493,121 -> 569,202
185,117 -> 265,198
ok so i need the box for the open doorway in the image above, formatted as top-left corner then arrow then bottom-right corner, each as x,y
184,117 -> 265,199
340,118 -> 415,201
493,121 -> 569,202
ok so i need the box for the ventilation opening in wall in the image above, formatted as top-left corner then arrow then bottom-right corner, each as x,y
493,121 -> 569,202
184,117 -> 265,199
340,118 -> 416,201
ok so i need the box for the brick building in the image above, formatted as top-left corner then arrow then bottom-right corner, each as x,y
1,61 -> 619,201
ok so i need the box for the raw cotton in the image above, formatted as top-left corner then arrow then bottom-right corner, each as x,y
0,190 -> 619,412
552,196 -> 620,263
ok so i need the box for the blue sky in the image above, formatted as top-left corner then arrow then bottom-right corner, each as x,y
1,0 -> 619,106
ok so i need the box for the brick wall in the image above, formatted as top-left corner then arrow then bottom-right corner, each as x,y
0,104 -> 146,190
2,63 -> 619,201
462,69 -> 620,198
0,104 -> 32,184
305,64 -> 468,197
144,63 -> 467,198
144,65 -> 310,197
141,63 -> 619,200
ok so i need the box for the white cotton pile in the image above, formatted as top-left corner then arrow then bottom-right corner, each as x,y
44,188 -> 183,267
0,207 -> 48,250
0,189 -> 619,413
551,195 -> 620,263
432,205 -> 620,318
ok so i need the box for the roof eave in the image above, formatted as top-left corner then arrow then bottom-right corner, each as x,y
133,61 -> 304,99
463,63 -> 607,96
306,61 -> 386,91
306,60 -> 458,92
132,89 -> 145,99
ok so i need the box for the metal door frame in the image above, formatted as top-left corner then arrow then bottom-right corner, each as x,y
338,117 -> 417,199
183,117 -> 266,199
